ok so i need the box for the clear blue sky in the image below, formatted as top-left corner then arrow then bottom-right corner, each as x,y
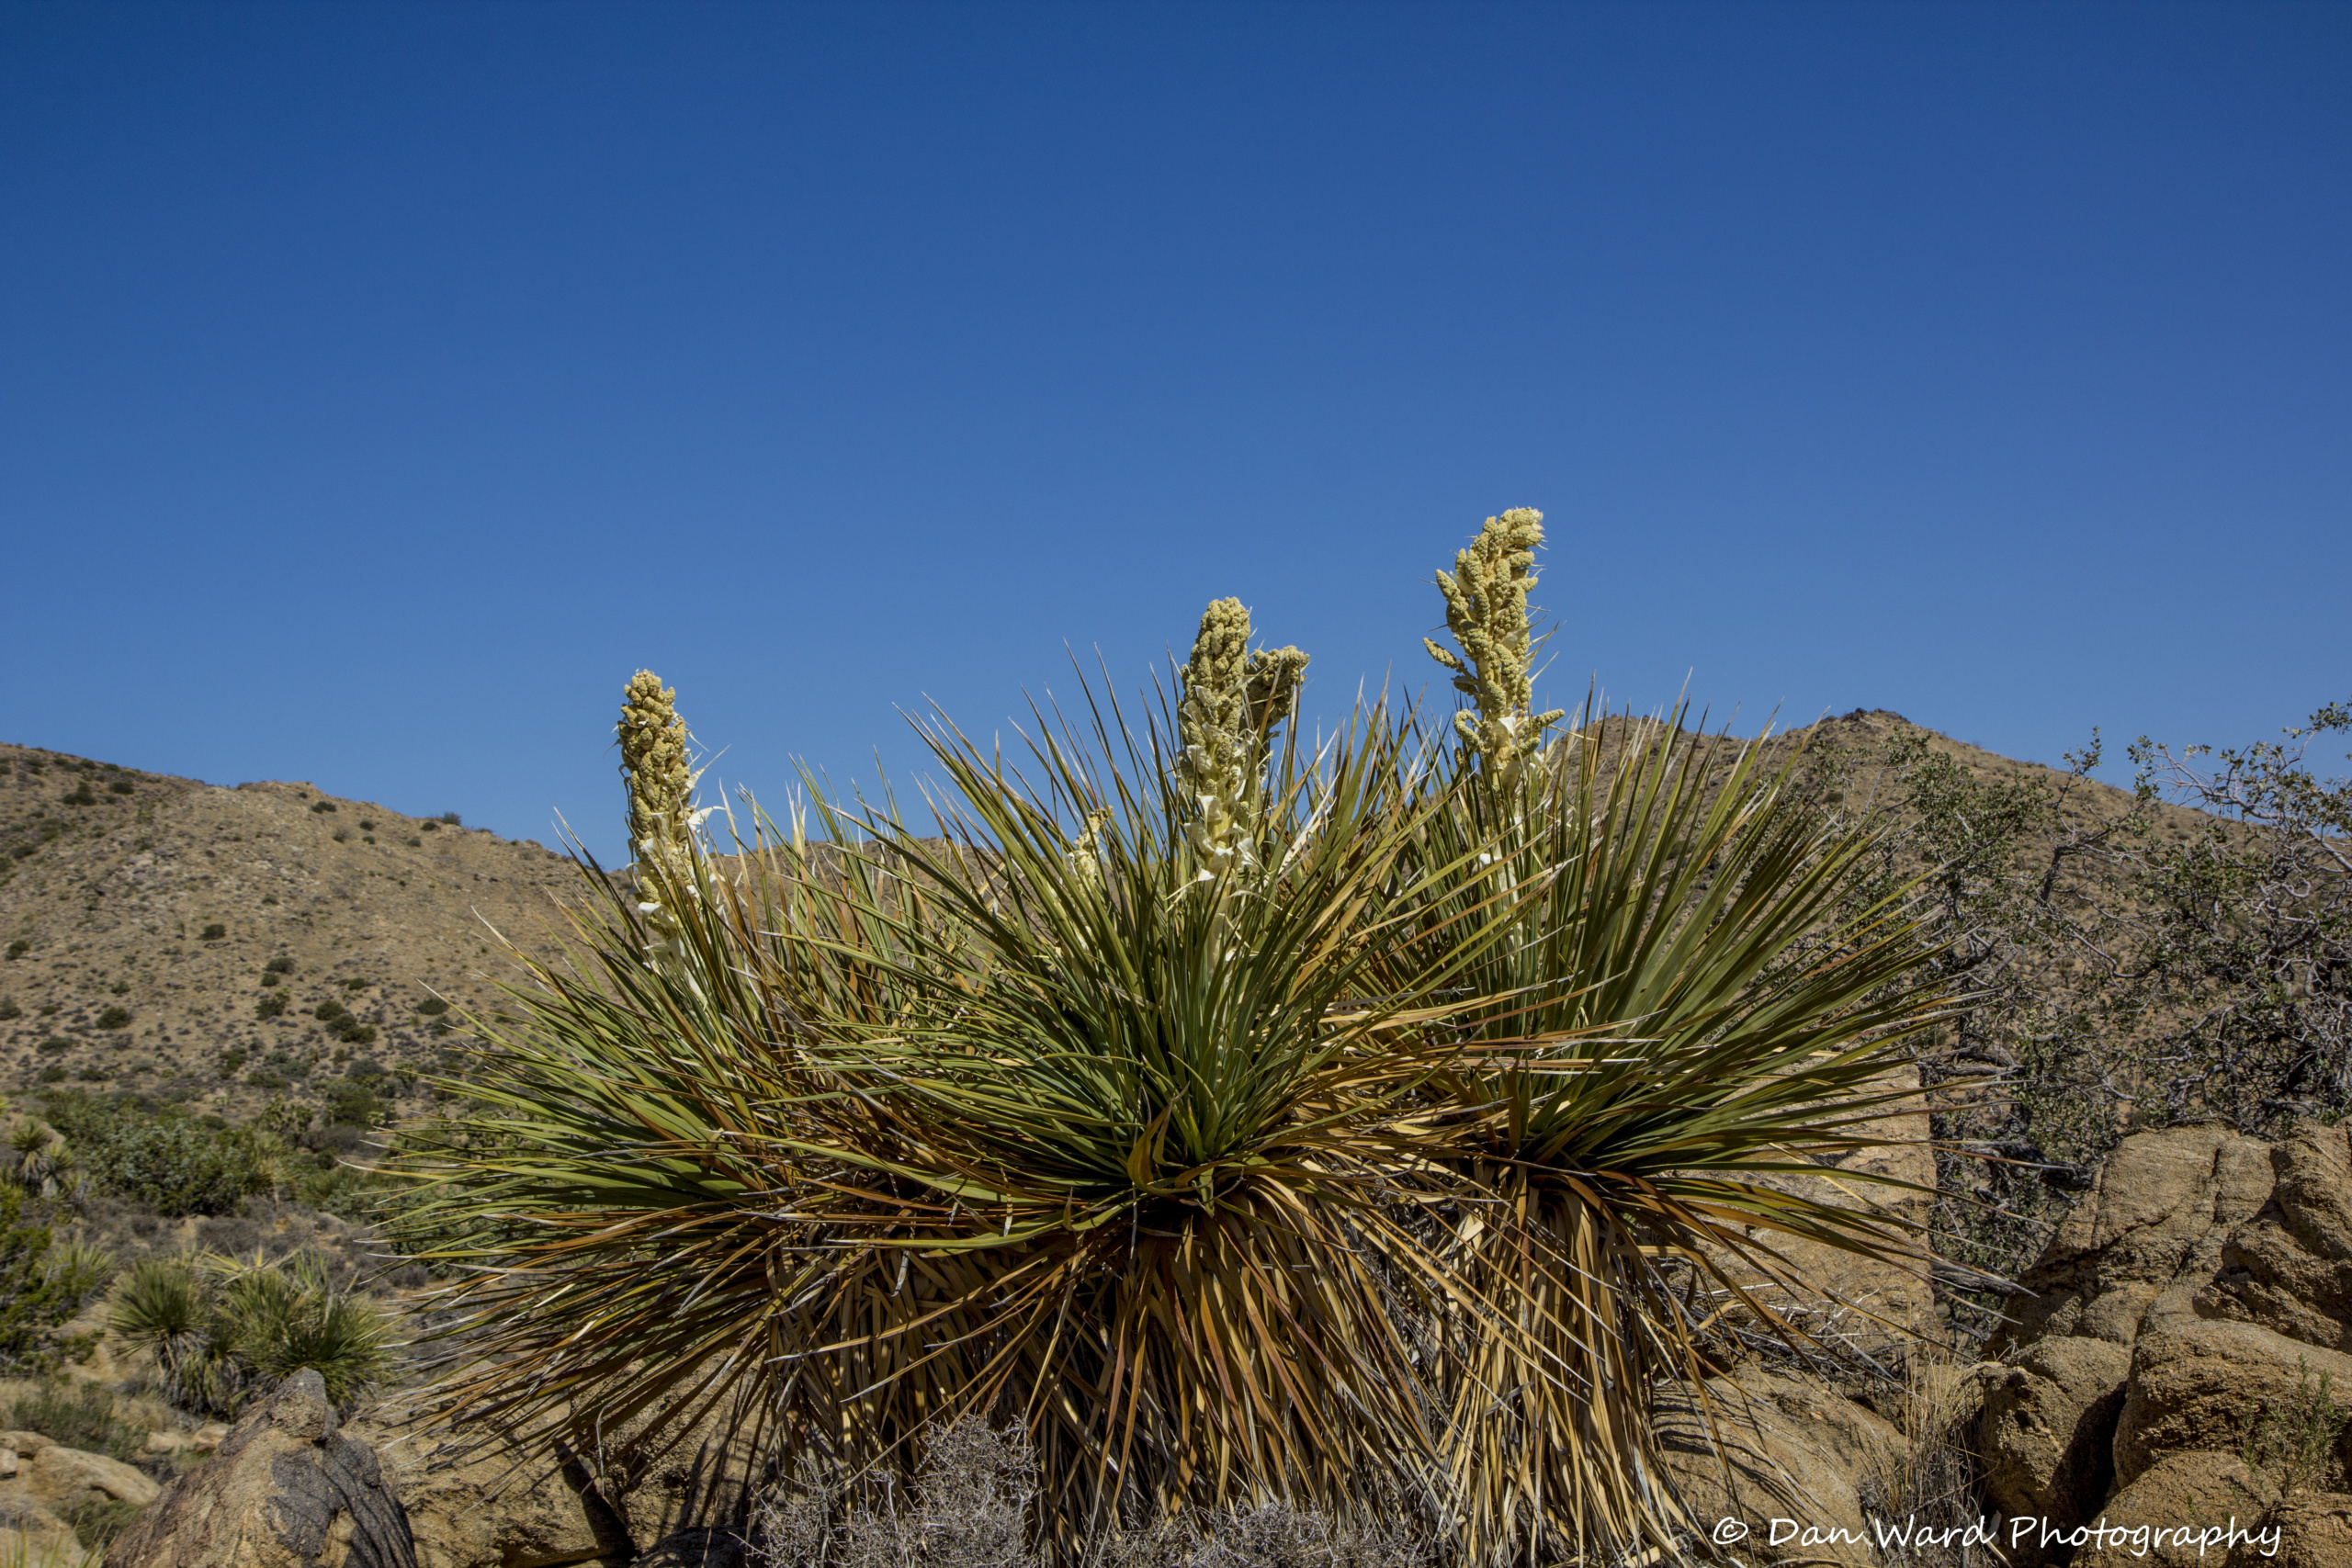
4,3 -> 2346,863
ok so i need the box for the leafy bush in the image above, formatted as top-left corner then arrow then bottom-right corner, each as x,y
34,1040 -> 68,1056
60,787 -> 96,807
334,1021 -> 377,1046
437,813 -> 459,826
265,956 -> 295,975
107,780 -> 134,796
413,997 -> 449,1016
254,995 -> 287,1020
259,971 -> 281,988
310,801 -> 337,814
0,1187 -> 110,1372
0,1001 -> 17,1021
320,1079 -> 386,1130
199,923 -> 225,941
94,1007 -> 130,1031
313,1000 -> 346,1024
6,941 -> 28,960
40,1094 -> 279,1217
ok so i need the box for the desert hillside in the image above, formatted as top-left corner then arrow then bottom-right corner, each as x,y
0,741 -> 582,1120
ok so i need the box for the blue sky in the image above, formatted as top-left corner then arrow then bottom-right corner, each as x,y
3,2 -> 2346,863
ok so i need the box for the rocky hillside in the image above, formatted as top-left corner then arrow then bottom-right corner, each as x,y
0,741 -> 583,1121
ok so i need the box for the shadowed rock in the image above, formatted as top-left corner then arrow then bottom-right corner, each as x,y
105,1368 -> 416,1568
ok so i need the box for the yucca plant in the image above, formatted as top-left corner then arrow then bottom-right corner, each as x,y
106,1250 -> 392,1414
1388,510 -> 1954,1564
400,638 -> 1532,1557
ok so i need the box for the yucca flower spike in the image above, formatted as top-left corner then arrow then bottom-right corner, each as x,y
1425,507 -> 1566,795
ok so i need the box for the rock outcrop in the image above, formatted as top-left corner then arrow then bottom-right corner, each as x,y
104,1369 -> 416,1568
1978,1121 -> 2352,1566
1657,1363 -> 1905,1568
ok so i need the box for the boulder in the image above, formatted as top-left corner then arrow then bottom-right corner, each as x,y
1976,1121 -> 2352,1562
1657,1364 -> 1904,1568
2114,1321 -> 2352,1490
103,1368 -> 416,1568
2232,1492 -> 2352,1568
0,1495 -> 87,1563
23,1444 -> 161,1515
2091,1451 -> 2269,1568
1976,1335 -> 2132,1532
343,1402 -> 628,1568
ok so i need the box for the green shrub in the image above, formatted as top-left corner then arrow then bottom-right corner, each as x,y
334,1021 -> 377,1047
321,1079 -> 387,1130
219,1048 -> 248,1074
357,820 -> 375,831
414,998 -> 449,1016
7,1380 -> 141,1463
0,1190 -> 96,1372
94,1007 -> 130,1031
254,995 -> 287,1020
313,999 -> 346,1023
259,971 -> 281,988
34,1041 -> 69,1055
40,1094 -> 279,1217
6,941 -> 28,960
245,1071 -> 288,1090
310,801 -> 337,815
438,813 -> 459,826
332,829 -> 350,843
59,1494 -> 143,1550
35,1066 -> 65,1084
74,1066 -> 109,1083
420,820 -> 438,832
0,1000 -> 17,1020
60,787 -> 96,807
406,837 -> 424,848
265,956 -> 295,975
199,923 -> 226,942
107,981 -> 128,996
107,781 -> 134,796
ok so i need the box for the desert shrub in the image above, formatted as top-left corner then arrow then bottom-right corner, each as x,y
265,956 -> 295,975
7,1381 -> 141,1463
34,1068 -> 64,1085
420,820 -> 438,832
414,997 -> 448,1016
94,1007 -> 130,1031
107,1250 -> 391,1416
0,1189 -> 107,1372
41,1095 -> 279,1218
0,1001 -> 17,1021
245,1071 -> 288,1090
405,526 -> 1953,1568
334,1021 -> 377,1046
254,995 -> 287,1020
437,813 -> 459,826
34,1040 -> 68,1056
60,787 -> 95,807
57,1495 -> 141,1550
310,801 -> 336,815
106,982 -> 127,996
313,1000 -> 346,1024
332,829 -> 350,843
199,923 -> 225,941
259,971 -> 281,988
320,1080 -> 386,1130
6,942 -> 28,960
73,1066 -> 108,1083
357,820 -> 375,831
107,780 -> 133,796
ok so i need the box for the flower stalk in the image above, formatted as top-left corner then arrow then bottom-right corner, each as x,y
1425,508 -> 1565,799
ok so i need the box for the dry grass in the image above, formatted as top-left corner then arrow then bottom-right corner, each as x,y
1858,1352 -> 1987,1567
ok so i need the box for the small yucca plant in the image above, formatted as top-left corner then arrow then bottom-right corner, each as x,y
106,1250 -> 392,1414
